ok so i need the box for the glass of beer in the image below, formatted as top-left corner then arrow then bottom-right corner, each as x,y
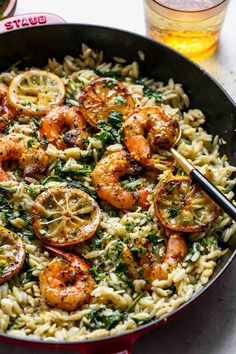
143,0 -> 229,61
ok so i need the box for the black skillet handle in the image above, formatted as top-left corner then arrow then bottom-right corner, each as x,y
190,169 -> 236,221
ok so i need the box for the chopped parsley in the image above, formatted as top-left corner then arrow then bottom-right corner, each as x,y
146,232 -> 165,253
168,207 -> 180,218
27,139 -> 35,150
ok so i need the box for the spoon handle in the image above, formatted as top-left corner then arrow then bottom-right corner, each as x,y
170,148 -> 236,221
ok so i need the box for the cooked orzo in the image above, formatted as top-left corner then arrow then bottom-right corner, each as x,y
0,43 -> 235,341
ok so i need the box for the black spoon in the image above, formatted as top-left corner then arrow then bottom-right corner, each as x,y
170,123 -> 236,221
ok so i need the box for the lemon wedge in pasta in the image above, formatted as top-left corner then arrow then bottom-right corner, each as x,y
0,227 -> 25,284
32,186 -> 100,247
7,70 -> 66,116
154,176 -> 219,233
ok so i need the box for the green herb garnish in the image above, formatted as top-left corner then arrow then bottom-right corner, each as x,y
168,207 -> 180,218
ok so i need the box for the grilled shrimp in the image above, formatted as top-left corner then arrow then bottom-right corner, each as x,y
124,106 -> 179,169
40,246 -> 95,311
92,150 -> 140,210
123,233 -> 187,285
0,133 -> 49,181
40,105 -> 89,150
0,83 -> 18,132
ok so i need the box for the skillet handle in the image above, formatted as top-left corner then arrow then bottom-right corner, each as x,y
0,12 -> 66,34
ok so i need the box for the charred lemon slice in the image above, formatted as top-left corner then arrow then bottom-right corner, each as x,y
0,227 -> 25,284
7,70 -> 65,116
154,177 -> 219,233
32,186 -> 100,247
79,77 -> 135,127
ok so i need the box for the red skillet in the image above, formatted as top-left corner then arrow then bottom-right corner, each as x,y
0,18 -> 235,354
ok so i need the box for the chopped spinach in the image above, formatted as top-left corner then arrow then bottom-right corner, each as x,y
27,139 -> 35,150
215,230 -> 224,243
143,86 -> 163,103
40,135 -> 49,149
94,70 -> 121,80
131,316 -> 154,326
122,176 -> 142,192
0,263 -> 6,275
184,242 -> 201,262
41,176 -> 64,185
23,184 -> 38,198
0,193 -> 14,226
21,269 -> 38,284
90,231 -> 103,250
108,111 -> 123,129
0,186 -> 16,194
53,160 -> 92,177
146,232 -> 165,253
96,119 -> 123,145
86,291 -> 151,330
115,261 -> 128,277
104,314 -> 123,330
88,263 -> 105,280
130,247 -> 147,262
127,292 -> 147,313
87,309 -> 124,330
20,229 -> 36,241
134,78 -> 163,103
175,166 -> 185,176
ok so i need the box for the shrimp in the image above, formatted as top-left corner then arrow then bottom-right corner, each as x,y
39,246 -> 95,311
0,83 -> 18,132
40,105 -> 89,150
123,106 -> 179,169
0,133 -> 49,181
123,233 -> 187,286
91,150 -> 140,210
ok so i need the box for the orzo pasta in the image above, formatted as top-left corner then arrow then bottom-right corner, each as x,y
0,44 -> 235,341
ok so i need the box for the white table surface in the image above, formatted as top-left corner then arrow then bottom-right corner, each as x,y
1,1 -> 236,354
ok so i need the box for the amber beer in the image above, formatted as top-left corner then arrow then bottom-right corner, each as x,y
144,0 -> 229,61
